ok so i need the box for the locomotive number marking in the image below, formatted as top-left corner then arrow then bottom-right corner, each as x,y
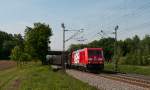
74,51 -> 79,64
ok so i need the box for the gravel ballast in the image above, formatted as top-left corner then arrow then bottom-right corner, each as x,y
66,70 -> 149,90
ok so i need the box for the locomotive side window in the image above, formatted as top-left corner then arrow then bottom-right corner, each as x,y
88,50 -> 102,57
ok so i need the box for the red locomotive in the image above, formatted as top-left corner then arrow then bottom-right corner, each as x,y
70,48 -> 104,72
47,48 -> 105,72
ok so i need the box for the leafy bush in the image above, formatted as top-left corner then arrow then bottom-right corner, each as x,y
10,46 -> 31,67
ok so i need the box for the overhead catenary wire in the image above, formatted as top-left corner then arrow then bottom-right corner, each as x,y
68,1 -> 150,44
86,1 -> 150,42
105,1 -> 150,28
65,30 -> 84,42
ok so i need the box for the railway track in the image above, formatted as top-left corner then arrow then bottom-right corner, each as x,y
99,73 -> 150,88
67,69 -> 149,90
67,69 -> 150,88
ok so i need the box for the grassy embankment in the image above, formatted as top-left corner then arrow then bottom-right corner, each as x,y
0,62 -> 96,90
104,63 -> 150,76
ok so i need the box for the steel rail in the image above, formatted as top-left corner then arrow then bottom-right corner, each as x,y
99,74 -> 150,88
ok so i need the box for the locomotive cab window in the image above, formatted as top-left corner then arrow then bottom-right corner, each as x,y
88,50 -> 102,57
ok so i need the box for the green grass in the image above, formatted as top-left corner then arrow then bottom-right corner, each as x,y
104,63 -> 150,76
0,68 -> 18,89
0,63 -> 97,90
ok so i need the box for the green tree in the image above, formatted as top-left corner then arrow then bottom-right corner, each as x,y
1,41 -> 16,59
13,34 -> 24,48
0,31 -> 15,59
10,46 -> 22,66
10,46 -> 31,67
24,22 -> 52,64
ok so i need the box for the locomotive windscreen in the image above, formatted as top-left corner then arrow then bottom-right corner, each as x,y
88,50 -> 102,57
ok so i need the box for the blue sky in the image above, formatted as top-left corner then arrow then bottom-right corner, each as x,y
0,0 -> 150,50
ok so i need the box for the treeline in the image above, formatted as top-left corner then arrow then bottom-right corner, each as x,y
68,35 -> 150,66
0,31 -> 23,59
0,22 -> 52,66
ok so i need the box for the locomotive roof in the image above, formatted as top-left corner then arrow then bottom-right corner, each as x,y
73,48 -> 103,53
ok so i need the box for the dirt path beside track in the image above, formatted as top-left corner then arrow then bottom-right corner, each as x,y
5,77 -> 21,90
0,60 -> 16,70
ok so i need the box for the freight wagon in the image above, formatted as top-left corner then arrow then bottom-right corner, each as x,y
46,55 -> 62,65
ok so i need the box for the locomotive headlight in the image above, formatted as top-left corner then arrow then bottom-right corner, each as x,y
88,58 -> 92,61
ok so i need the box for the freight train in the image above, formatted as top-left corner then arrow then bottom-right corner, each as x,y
47,48 -> 105,72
